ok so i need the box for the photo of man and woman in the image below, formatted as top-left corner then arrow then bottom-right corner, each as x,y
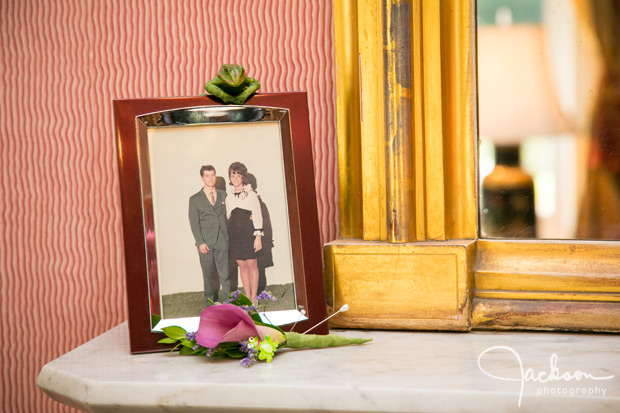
145,121 -> 296,321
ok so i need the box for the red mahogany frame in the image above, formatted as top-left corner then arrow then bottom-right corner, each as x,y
113,93 -> 327,354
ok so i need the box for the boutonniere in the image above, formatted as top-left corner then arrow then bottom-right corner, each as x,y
234,189 -> 248,200
158,291 -> 371,368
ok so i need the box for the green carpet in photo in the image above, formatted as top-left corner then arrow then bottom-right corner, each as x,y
161,283 -> 295,319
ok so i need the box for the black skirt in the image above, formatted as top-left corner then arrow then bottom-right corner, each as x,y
228,208 -> 257,260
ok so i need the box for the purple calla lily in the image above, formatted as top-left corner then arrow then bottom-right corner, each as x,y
157,293 -> 371,368
195,303 -> 284,348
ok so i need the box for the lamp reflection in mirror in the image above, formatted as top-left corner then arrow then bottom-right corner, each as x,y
477,8 -> 569,238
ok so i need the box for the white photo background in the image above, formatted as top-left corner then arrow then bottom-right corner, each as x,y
147,122 -> 295,317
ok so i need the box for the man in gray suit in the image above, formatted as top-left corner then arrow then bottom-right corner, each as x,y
189,165 -> 229,306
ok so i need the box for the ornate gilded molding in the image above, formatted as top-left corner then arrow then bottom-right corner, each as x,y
330,0 -> 620,332
329,0 -> 477,330
335,0 -> 477,243
472,240 -> 620,331
325,240 -> 475,330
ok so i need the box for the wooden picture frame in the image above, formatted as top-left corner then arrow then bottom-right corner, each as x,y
114,93 -> 327,354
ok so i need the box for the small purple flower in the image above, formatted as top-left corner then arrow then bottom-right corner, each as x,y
186,332 -> 196,341
206,348 -> 215,357
257,291 -> 275,302
224,290 -> 242,303
241,338 -> 260,359
240,305 -> 258,314
192,344 -> 200,351
240,357 -> 253,368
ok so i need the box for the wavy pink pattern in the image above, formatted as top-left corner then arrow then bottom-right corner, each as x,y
0,1 -> 337,411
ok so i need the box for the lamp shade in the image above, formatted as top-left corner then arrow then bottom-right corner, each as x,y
477,25 -> 568,144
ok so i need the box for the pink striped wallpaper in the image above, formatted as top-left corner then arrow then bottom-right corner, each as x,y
0,1 -> 337,411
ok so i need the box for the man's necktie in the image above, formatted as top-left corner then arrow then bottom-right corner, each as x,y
209,192 -> 215,206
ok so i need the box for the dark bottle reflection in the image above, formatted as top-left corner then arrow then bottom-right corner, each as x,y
481,145 -> 536,238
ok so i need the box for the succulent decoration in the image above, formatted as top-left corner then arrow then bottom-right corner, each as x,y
203,64 -> 261,105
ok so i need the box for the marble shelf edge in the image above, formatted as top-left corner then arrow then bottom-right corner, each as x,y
36,323 -> 620,413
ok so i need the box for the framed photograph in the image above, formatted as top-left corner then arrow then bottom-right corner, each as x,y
113,93 -> 327,354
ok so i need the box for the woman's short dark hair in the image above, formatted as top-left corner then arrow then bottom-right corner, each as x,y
228,162 -> 248,185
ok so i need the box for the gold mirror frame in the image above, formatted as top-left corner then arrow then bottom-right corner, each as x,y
325,0 -> 620,332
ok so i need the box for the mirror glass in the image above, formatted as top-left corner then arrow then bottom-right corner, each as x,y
477,0 -> 620,240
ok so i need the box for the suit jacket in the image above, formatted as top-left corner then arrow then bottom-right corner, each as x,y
257,195 -> 274,268
188,188 -> 228,249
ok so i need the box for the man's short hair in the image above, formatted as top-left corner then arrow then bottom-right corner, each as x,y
200,165 -> 216,177
228,162 -> 248,185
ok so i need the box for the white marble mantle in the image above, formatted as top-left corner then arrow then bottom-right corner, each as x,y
37,323 -> 619,412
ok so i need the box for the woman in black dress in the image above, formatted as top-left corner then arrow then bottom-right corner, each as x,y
226,162 -> 263,304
